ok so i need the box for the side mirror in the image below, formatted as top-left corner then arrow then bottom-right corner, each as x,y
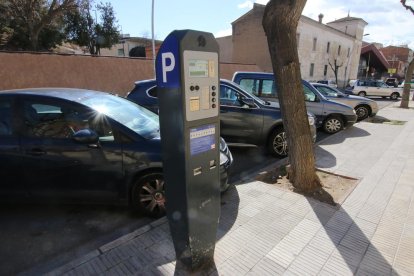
241,98 -> 255,108
73,129 -> 99,144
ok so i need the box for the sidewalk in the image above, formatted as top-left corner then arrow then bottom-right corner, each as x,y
46,101 -> 414,276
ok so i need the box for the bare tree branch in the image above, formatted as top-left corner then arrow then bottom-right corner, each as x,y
401,0 -> 414,15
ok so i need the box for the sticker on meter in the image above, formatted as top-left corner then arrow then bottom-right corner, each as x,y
190,124 -> 216,156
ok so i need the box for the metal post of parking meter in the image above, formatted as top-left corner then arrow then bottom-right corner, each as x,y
155,30 -> 220,272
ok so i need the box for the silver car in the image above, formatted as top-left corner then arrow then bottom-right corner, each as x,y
311,83 -> 378,121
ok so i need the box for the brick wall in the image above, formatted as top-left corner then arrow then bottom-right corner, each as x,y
0,52 -> 260,96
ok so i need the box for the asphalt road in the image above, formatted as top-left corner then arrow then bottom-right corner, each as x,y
0,97 -> 397,275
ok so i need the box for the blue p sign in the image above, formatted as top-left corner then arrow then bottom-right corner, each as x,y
156,33 -> 181,88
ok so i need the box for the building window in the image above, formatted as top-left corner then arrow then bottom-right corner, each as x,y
313,38 -> 317,51
296,33 -> 300,45
310,63 -> 315,77
327,42 -> 330,53
324,65 -> 328,76
347,47 -> 350,57
117,49 -> 125,56
338,45 -> 341,55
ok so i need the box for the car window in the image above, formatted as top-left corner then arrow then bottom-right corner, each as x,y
239,78 -> 260,96
262,80 -> 277,97
220,85 -> 243,107
316,86 -> 337,97
23,101 -> 75,139
82,94 -> 159,140
0,99 -> 12,136
376,81 -> 387,87
23,99 -> 115,142
303,85 -> 317,102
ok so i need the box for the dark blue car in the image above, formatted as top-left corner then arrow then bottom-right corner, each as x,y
0,88 -> 232,217
127,79 -> 317,158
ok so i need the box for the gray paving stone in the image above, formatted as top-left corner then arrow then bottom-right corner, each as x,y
248,257 -> 285,275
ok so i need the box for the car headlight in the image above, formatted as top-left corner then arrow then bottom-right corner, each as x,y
219,137 -> 228,152
352,109 -> 356,114
220,152 -> 229,165
219,137 -> 231,166
308,115 -> 315,126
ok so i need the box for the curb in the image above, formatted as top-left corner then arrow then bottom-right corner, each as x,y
47,217 -> 169,275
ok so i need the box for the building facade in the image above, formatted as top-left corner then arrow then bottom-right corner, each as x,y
379,45 -> 414,79
100,36 -> 162,58
217,4 -> 367,87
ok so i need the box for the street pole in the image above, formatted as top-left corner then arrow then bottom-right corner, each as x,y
365,52 -> 370,79
151,0 -> 156,76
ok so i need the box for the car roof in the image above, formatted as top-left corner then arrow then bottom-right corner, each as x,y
0,87 -> 113,102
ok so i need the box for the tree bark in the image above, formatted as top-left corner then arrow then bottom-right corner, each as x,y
263,0 -> 321,193
401,59 -> 414,106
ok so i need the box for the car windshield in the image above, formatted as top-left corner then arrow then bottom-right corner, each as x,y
81,94 -> 160,139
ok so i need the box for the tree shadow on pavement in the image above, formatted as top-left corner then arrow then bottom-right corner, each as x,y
307,190 -> 394,275
314,146 -> 337,170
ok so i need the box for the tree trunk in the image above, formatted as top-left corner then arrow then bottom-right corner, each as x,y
262,0 -> 321,193
401,59 -> 414,106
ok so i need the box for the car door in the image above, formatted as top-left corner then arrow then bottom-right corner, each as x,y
367,81 -> 380,96
0,96 -> 25,198
19,96 -> 123,202
303,85 -> 325,125
219,83 -> 263,144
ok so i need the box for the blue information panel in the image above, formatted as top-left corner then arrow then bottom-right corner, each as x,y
190,124 -> 216,156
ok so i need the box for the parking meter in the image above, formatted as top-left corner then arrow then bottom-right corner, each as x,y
155,30 -> 220,271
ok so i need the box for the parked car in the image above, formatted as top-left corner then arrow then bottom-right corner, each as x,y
311,83 -> 378,120
127,79 -> 317,158
317,79 -> 337,88
0,88 -> 233,217
349,79 -> 402,100
231,72 -> 357,134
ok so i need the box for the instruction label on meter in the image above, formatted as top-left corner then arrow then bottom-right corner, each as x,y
190,124 -> 216,156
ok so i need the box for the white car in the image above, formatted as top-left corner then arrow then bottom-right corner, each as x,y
350,79 -> 402,100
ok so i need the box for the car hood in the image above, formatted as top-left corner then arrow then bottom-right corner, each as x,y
344,95 -> 373,102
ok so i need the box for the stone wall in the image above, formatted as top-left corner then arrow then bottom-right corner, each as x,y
0,52 -> 260,96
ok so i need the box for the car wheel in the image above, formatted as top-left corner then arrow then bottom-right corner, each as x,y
131,173 -> 166,217
355,105 -> 370,121
358,91 -> 366,97
323,116 -> 344,134
390,92 -> 399,100
268,127 -> 288,158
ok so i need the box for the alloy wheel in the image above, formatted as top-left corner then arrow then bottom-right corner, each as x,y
272,131 -> 288,156
139,177 -> 166,215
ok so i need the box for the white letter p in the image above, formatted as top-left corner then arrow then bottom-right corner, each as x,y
162,52 -> 175,83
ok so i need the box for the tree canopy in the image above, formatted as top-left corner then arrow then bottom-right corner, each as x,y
64,1 -> 120,55
0,0 -> 120,53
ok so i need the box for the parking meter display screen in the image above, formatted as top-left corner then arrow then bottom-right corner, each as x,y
189,59 -> 209,77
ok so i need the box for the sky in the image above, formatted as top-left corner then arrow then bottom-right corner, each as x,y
109,0 -> 414,49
